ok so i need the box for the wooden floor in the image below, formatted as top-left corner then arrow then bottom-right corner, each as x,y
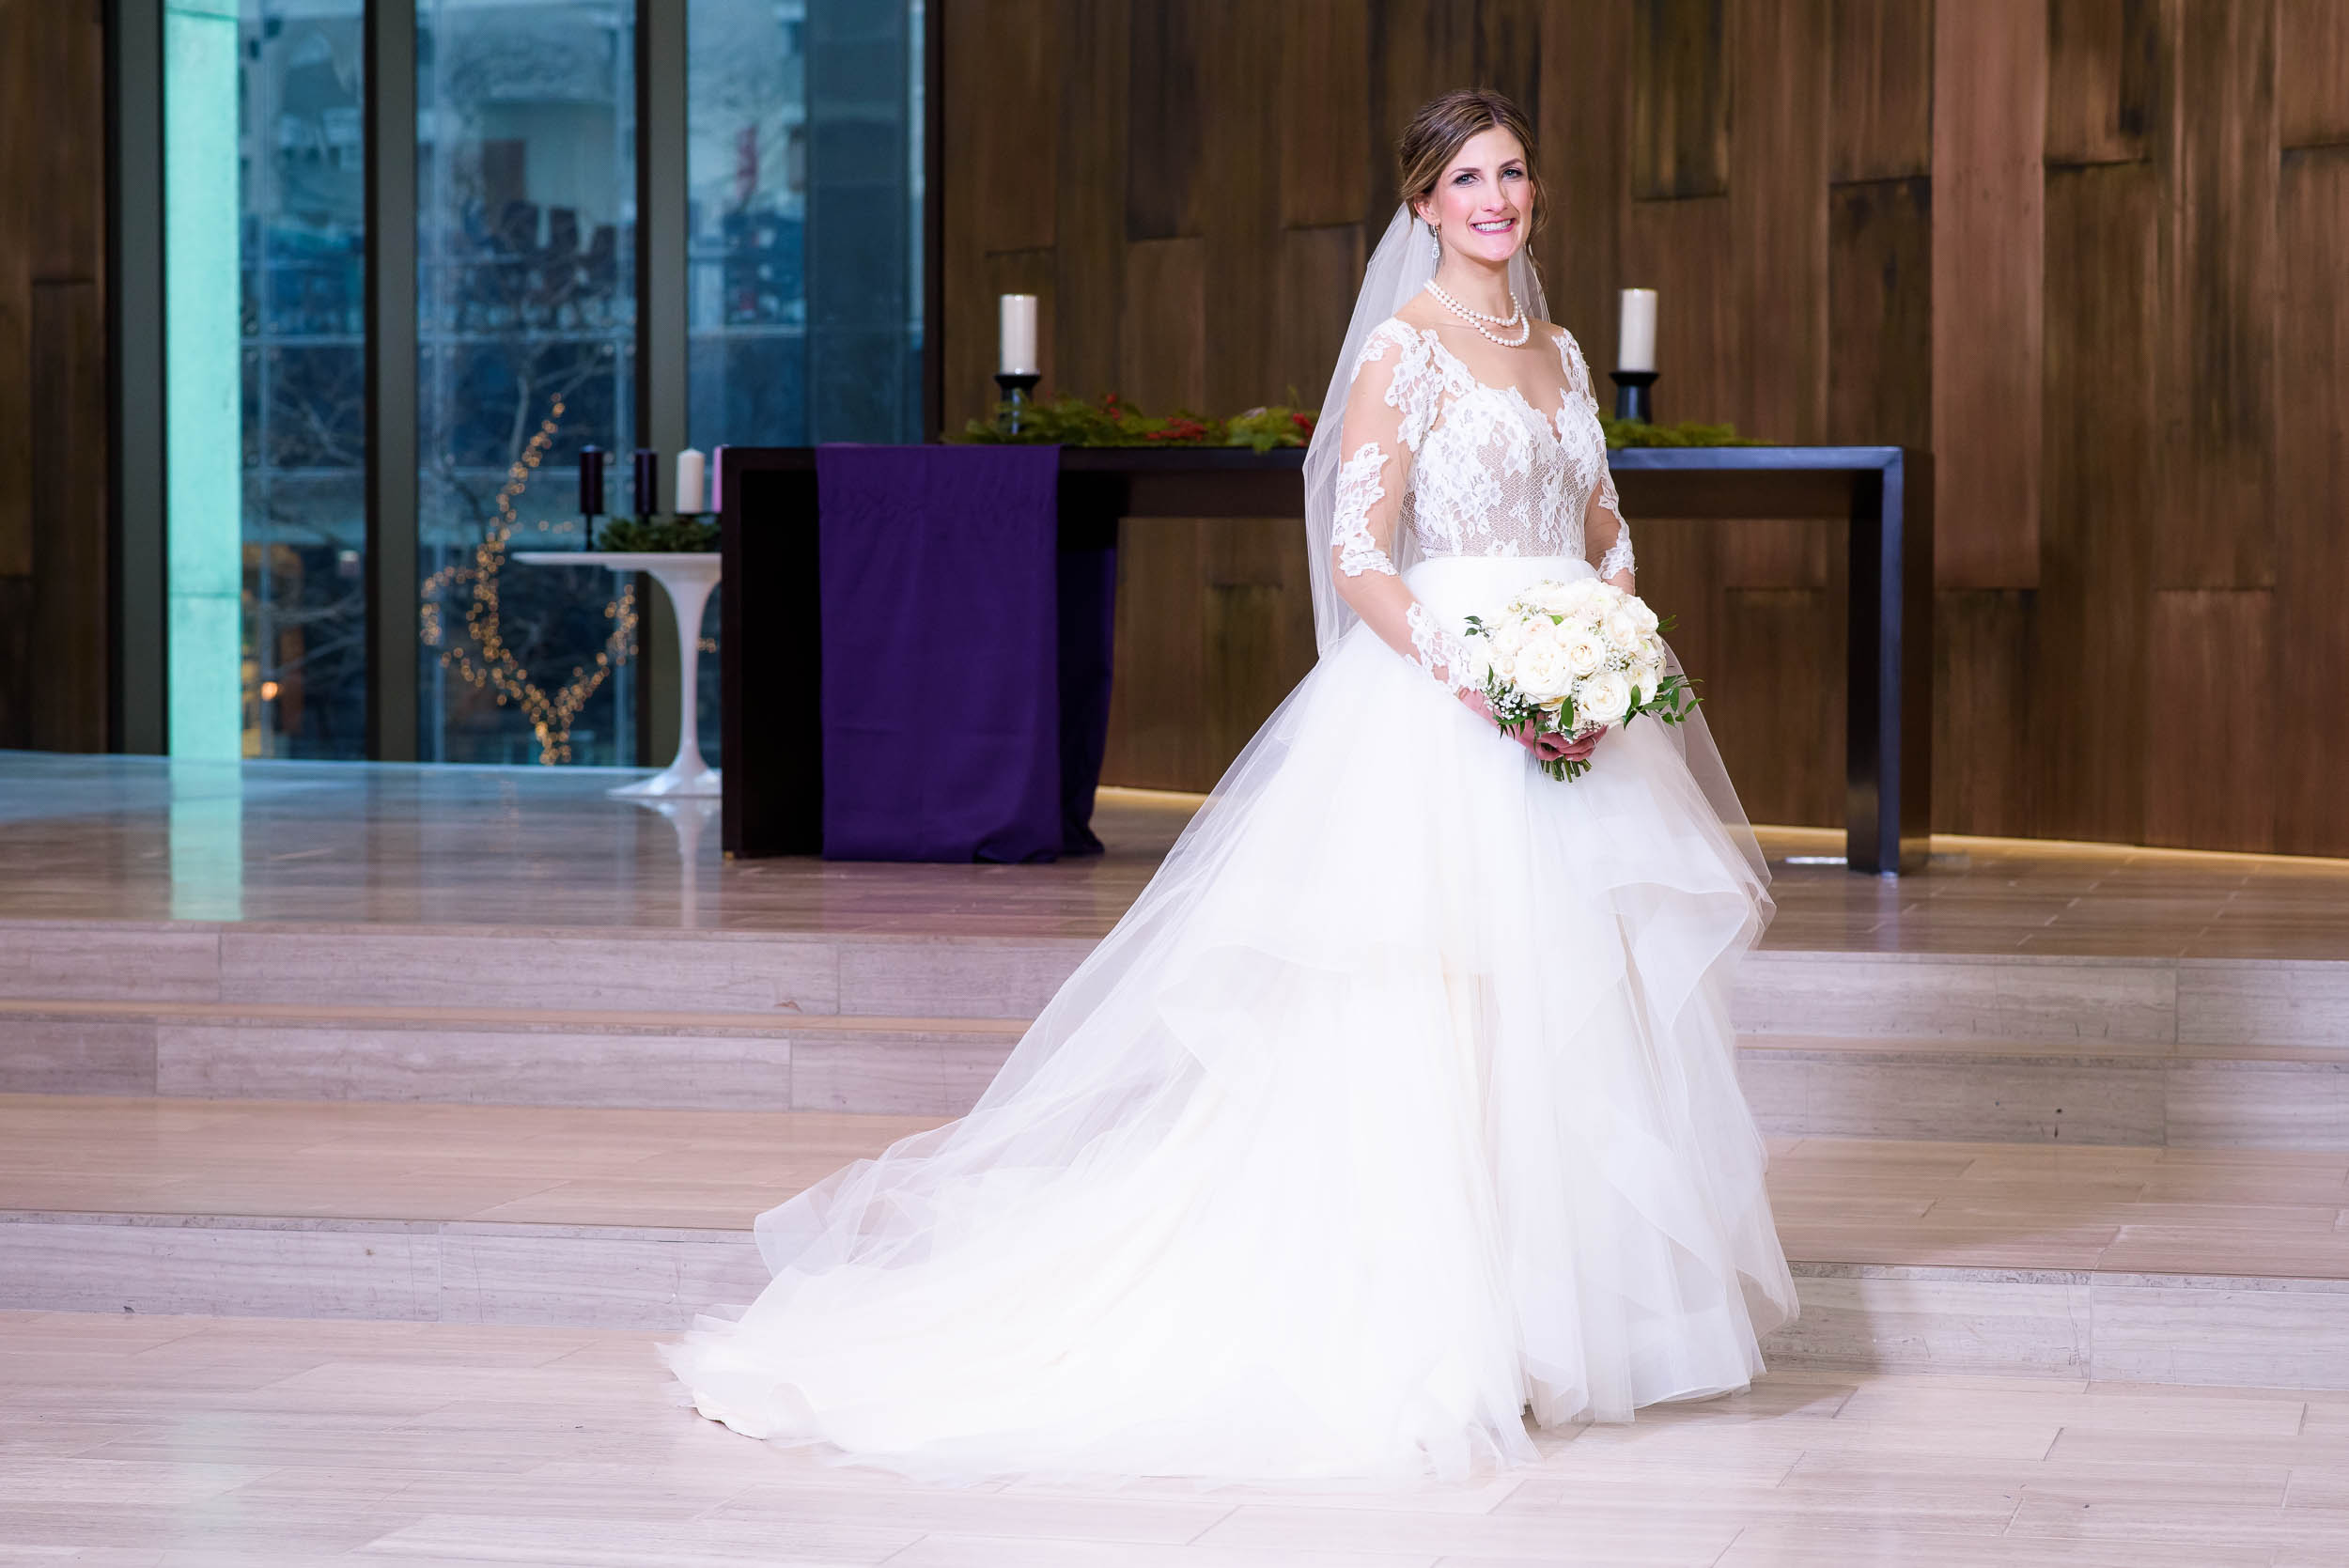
4,1308 -> 2348,1564
9,752 -> 2349,1557
5,1095 -> 2348,1282
5,752 -> 2348,956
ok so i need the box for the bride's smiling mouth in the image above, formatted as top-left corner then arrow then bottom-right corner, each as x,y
1471,217 -> 1517,235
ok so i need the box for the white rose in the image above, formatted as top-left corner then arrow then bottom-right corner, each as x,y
1514,642 -> 1569,702
1555,580 -> 1604,618
1603,608 -> 1644,653
1580,669 -> 1633,727
1631,654 -> 1666,698
1559,626 -> 1607,679
1523,581 -> 1577,615
1626,598 -> 1660,634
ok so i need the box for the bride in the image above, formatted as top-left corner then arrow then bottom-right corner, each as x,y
665,88 -> 1796,1483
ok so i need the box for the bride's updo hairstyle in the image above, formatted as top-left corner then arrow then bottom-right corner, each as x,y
1397,88 -> 1545,241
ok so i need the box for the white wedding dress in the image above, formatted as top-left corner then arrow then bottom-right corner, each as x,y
666,252 -> 1796,1485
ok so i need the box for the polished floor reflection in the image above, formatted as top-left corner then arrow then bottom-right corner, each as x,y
9,1308 -> 2344,1565
7,1094 -> 2347,1281
3,751 -> 2347,955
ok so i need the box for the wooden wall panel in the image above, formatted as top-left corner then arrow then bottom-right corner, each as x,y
2279,0 -> 2349,149
2039,162 -> 2163,845
941,0 -> 1060,432
1125,0 -> 1206,241
1933,590 -> 2040,835
1276,225 -> 1367,407
1281,1 -> 1372,227
1710,584 -> 1846,828
1537,0 -> 1630,361
946,0 -> 2349,855
0,0 -> 34,582
962,3 -> 1058,253
1933,0 -> 2044,587
2046,0 -> 2169,166
1472,0 -> 1547,130
0,0 -> 107,750
2157,0 -> 2277,591
1730,0 -> 1830,445
1622,195 -> 1740,431
1201,7 -> 1283,417
1631,0 -> 1733,199
0,267 -> 29,585
2273,146 -> 2349,855
1201,520 -> 1319,769
29,280 -> 105,751
1118,238 -> 1206,412
1051,0 -> 1130,404
1626,520 -> 1724,756
1101,521 -> 1208,789
1366,0 -> 1480,219
1828,177 -> 1933,449
2143,588 -> 2274,851
1830,0 -> 1936,181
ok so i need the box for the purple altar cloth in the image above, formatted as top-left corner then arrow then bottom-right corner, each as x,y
817,444 -> 1097,862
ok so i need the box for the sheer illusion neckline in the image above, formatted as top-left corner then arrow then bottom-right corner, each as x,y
1402,323 -> 1574,442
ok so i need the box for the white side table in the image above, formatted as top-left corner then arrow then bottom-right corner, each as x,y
512,551 -> 723,798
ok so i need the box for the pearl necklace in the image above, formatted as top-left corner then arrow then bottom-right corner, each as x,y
1423,278 -> 1530,347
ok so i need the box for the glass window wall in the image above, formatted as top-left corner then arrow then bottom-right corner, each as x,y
152,0 -> 930,772
685,0 -> 924,450
164,0 -> 368,760
415,0 -> 638,767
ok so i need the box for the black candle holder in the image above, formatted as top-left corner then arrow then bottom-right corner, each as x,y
1610,370 -> 1657,425
577,445 -> 606,549
994,372 -> 1042,435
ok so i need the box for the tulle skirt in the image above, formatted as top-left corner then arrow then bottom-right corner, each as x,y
662,553 -> 1797,1484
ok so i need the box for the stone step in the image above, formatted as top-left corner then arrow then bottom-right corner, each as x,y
6,1205 -> 2345,1391
5,1098 -> 2347,1393
8,999 -> 2349,1147
1741,1033 -> 2349,1149
8,917 -> 2343,1050
0,998 -> 1019,1115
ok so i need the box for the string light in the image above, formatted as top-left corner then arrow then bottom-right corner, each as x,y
418,396 -> 640,765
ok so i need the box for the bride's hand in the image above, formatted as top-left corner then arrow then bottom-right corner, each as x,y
1542,726 -> 1606,764
1458,689 -> 1606,762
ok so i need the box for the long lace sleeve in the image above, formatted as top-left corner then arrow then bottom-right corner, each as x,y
1587,461 -> 1635,589
1557,331 -> 1635,590
1330,325 -> 1476,694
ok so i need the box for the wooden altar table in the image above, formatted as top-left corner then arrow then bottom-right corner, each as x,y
717,445 -> 1931,875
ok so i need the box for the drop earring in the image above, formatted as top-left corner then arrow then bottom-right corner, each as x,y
1426,220 -> 1441,265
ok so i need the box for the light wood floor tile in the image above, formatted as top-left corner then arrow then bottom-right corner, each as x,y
8,1312 -> 2349,1562
20,1102 -> 2349,1284
7,753 -> 2347,959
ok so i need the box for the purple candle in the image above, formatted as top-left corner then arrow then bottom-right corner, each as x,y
633,449 -> 659,518
577,445 -> 605,515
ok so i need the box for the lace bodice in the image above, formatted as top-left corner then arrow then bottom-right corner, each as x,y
1330,315 -> 1636,693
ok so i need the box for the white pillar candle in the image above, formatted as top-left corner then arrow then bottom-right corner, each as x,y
998,293 -> 1040,375
1616,287 -> 1658,373
674,447 -> 706,516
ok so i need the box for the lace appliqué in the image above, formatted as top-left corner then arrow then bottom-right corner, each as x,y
1405,602 -> 1476,694
1359,319 -> 1475,454
1597,527 -> 1636,582
1331,442 -> 1397,577
1347,318 -> 1633,582
1594,463 -> 1635,581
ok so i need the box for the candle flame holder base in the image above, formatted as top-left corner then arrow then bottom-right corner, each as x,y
994,372 -> 1042,436
1610,370 -> 1657,425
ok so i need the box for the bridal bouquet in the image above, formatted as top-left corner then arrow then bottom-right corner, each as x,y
1461,580 -> 1698,781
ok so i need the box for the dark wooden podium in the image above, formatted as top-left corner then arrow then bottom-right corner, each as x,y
717,444 -> 1931,874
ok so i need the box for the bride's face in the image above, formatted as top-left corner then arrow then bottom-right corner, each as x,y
1417,128 -> 1533,266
